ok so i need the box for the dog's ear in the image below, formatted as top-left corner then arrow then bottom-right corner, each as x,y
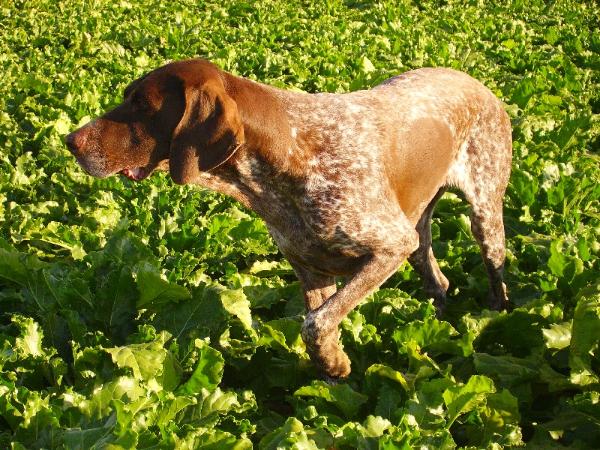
169,78 -> 244,184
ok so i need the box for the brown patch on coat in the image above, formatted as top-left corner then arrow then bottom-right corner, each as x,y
384,118 -> 455,224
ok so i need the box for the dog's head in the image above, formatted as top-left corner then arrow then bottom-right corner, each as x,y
66,59 -> 245,184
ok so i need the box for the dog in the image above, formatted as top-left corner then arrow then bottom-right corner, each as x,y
66,58 -> 512,378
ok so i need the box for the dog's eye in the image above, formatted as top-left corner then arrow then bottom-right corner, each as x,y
131,92 -> 150,112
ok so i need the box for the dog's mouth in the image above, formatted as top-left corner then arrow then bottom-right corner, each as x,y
119,160 -> 169,181
120,167 -> 150,181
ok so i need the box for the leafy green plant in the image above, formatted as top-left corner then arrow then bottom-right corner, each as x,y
1,0 -> 598,448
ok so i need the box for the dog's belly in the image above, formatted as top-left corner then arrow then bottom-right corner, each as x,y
267,222 -> 368,276
265,198 -> 408,277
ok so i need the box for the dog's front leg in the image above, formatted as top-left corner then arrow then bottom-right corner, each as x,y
301,227 -> 419,378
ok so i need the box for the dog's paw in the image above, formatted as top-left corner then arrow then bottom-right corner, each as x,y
318,337 -> 351,378
488,282 -> 509,311
302,310 -> 351,378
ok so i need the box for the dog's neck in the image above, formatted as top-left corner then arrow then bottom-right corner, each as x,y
221,72 -> 311,178
189,72 -> 311,221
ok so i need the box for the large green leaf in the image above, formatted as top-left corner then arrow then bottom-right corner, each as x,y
220,289 -> 254,333
259,417 -> 321,450
135,261 -> 191,308
177,341 -> 224,394
105,339 -> 167,382
294,380 -> 368,419
442,375 -> 496,427
569,288 -> 600,386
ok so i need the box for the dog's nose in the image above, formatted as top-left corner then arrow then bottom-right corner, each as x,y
65,128 -> 88,154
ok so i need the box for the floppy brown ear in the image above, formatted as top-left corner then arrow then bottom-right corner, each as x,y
169,79 -> 244,184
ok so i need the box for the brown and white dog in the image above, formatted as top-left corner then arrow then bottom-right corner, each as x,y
66,58 -> 512,378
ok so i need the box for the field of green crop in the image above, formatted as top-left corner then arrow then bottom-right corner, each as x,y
1,0 -> 599,448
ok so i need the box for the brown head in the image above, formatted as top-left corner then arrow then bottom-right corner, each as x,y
65,59 -> 245,184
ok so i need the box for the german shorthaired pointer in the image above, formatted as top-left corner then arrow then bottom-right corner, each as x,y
66,59 -> 512,378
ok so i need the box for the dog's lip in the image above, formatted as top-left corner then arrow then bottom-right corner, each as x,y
120,167 -> 149,181
118,159 -> 169,181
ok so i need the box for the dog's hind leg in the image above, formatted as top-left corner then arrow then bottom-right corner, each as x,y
293,264 -> 336,311
469,195 -> 509,310
408,187 -> 449,312
448,103 -> 512,310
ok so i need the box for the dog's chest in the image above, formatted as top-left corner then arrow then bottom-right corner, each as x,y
232,151 -> 403,276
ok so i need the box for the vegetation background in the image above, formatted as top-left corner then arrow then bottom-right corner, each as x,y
0,0 -> 598,448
